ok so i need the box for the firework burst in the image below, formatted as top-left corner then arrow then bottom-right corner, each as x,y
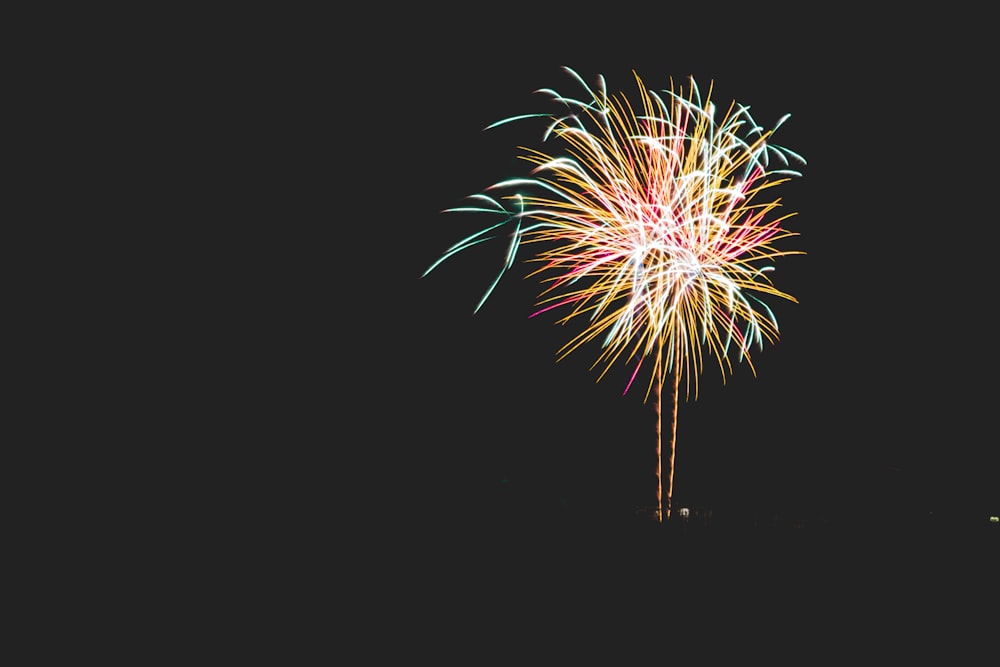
425,66 -> 805,521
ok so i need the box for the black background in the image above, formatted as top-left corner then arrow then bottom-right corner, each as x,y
305,11 -> 998,532
168,6 -> 999,650
198,9 -> 1000,533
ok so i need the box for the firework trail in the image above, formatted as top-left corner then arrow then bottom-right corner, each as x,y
425,66 -> 805,521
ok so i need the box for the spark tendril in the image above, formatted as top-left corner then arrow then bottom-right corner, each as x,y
425,67 -> 805,521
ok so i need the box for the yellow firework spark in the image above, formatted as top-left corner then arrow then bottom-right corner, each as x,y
426,66 -> 805,520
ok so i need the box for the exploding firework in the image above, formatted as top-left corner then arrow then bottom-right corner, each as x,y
425,66 -> 805,521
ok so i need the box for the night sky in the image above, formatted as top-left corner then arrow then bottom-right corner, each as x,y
183,7 -> 1000,652
213,8 -> 997,545
359,28 -> 999,536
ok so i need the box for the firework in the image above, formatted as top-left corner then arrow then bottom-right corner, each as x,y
425,66 -> 805,521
